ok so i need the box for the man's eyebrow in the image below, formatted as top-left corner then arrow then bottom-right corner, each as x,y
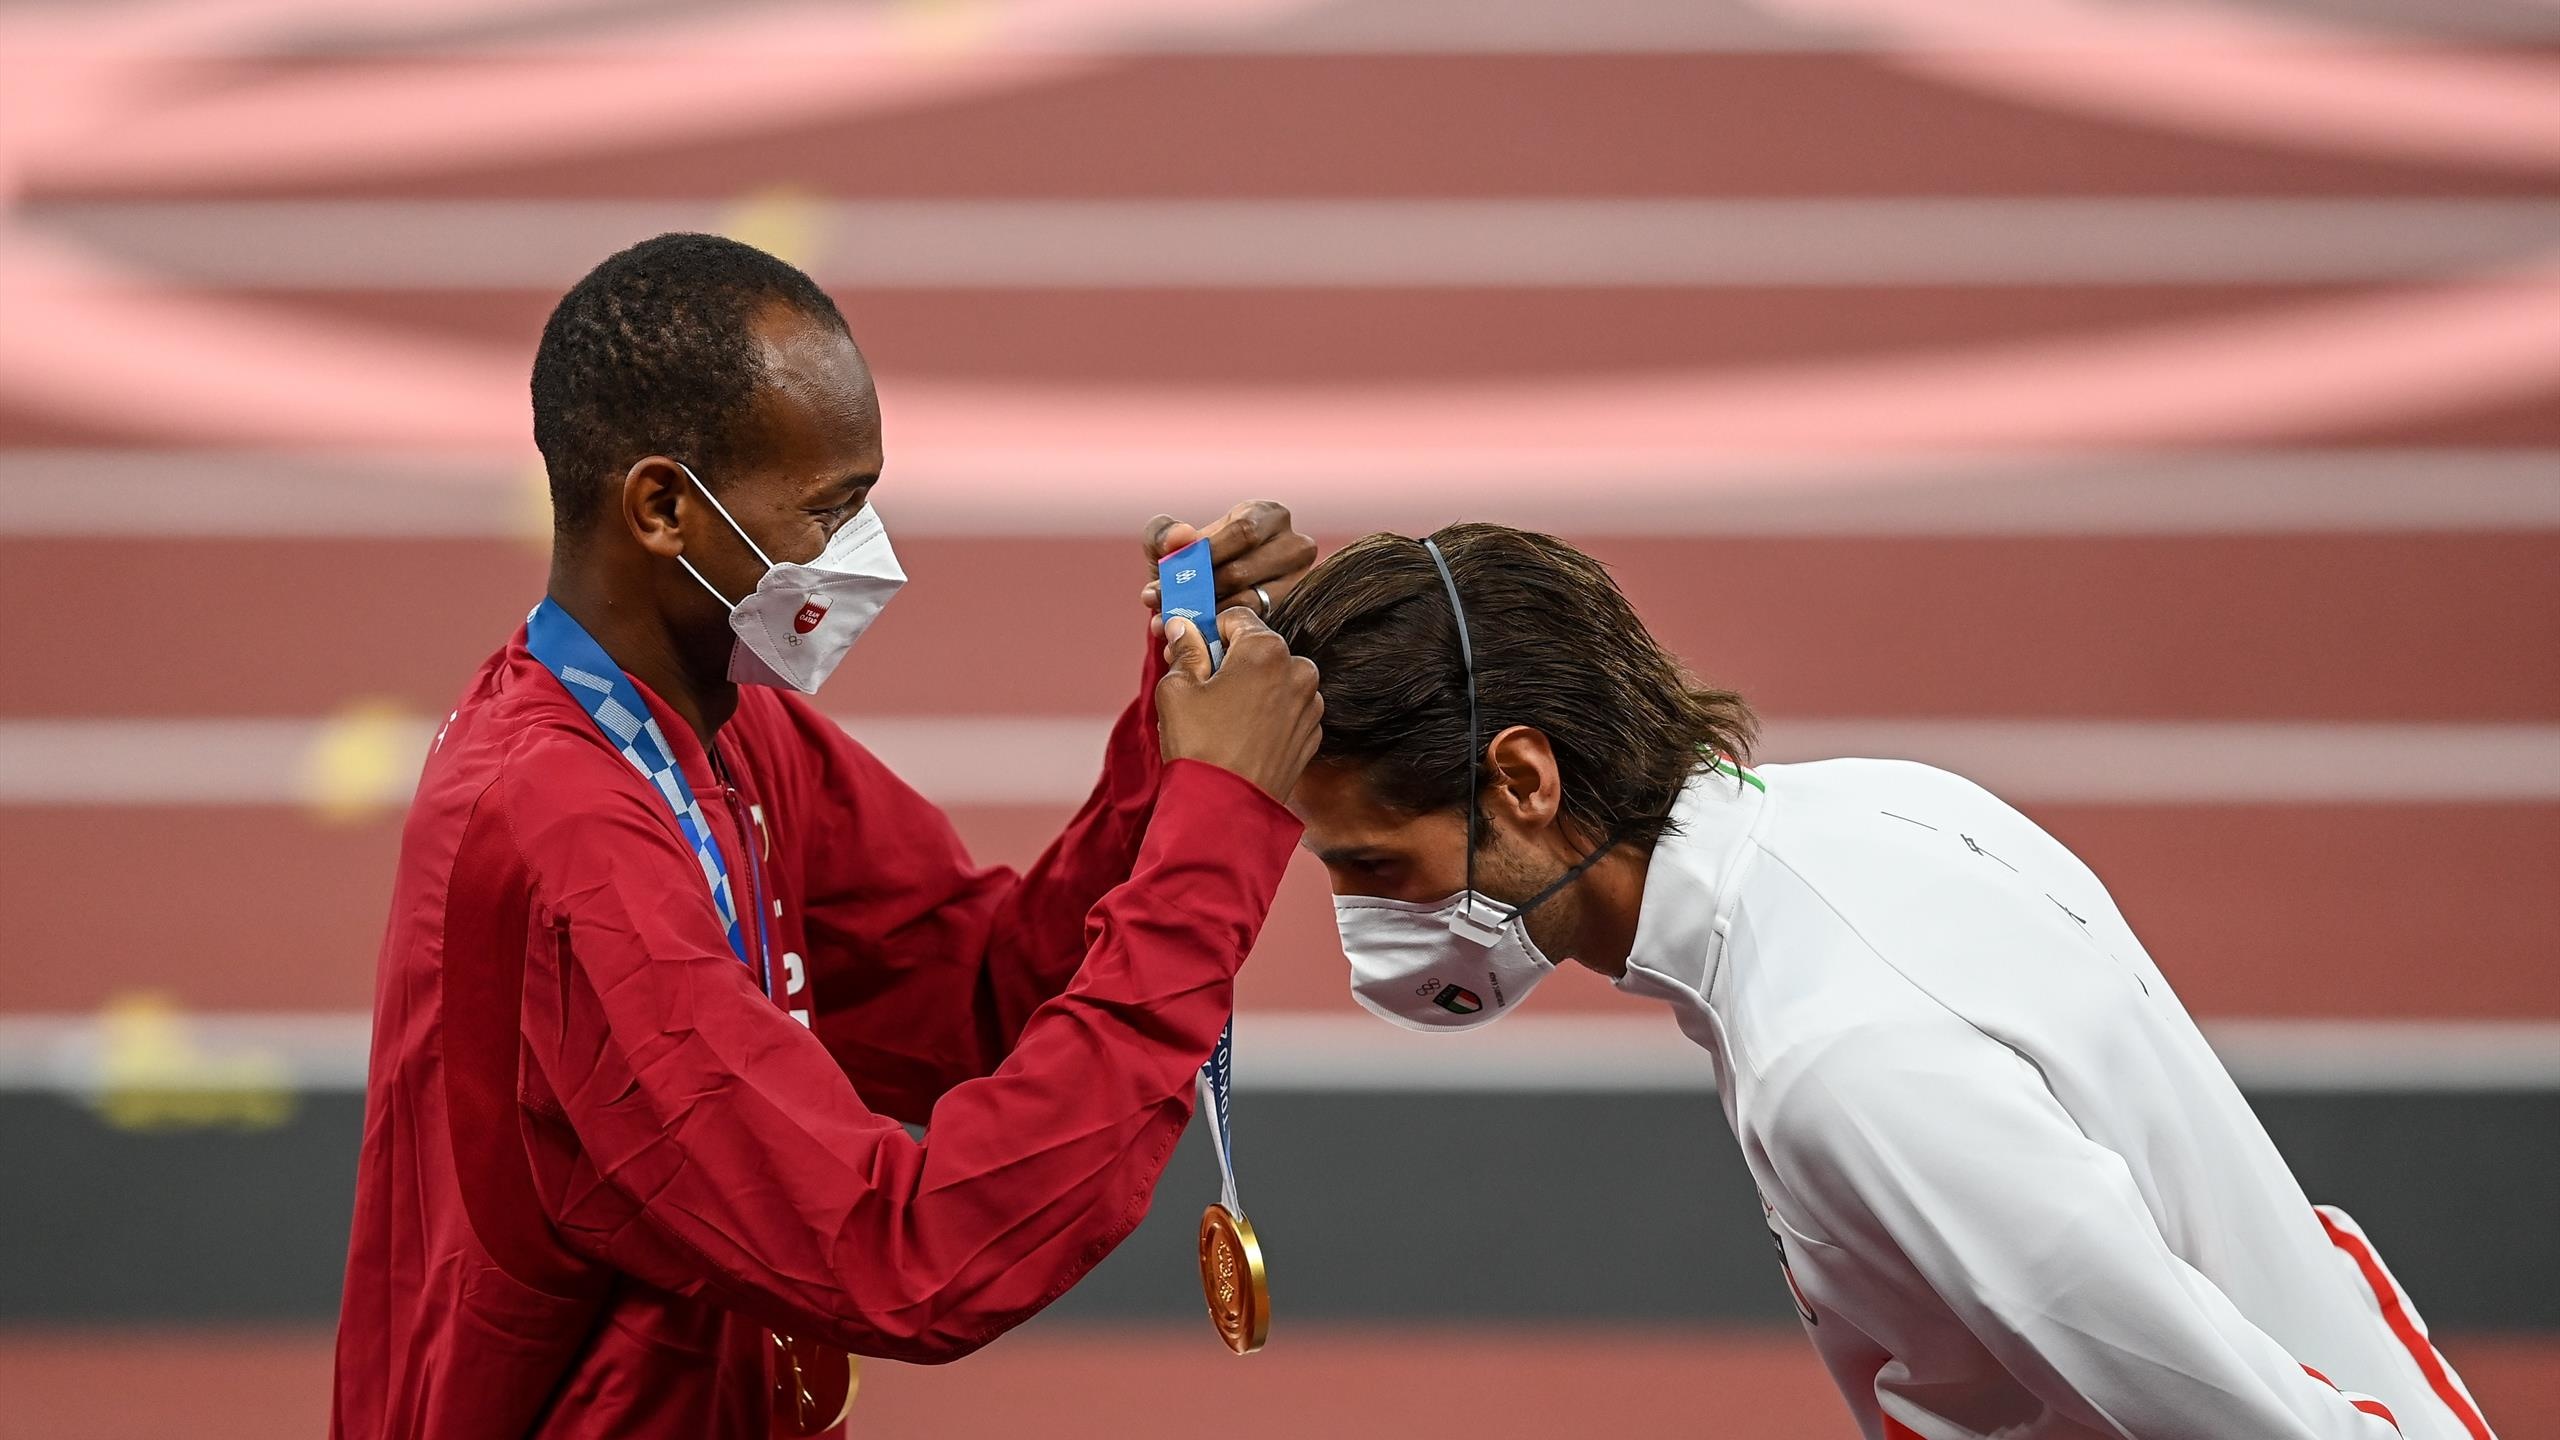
814,469 -> 878,500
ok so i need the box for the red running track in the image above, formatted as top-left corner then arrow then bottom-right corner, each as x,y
0,1324 -> 2550,1440
6,534 -> 2554,722
6,798 -> 2556,1018
4,531 -> 2554,1018
89,54 -> 2555,204
4,18 -> 2554,1032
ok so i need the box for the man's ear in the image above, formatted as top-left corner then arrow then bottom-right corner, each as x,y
620,456 -> 691,560
1482,726 -> 1563,833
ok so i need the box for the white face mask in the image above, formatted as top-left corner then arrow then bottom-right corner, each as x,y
673,462 -> 905,694
1337,889 -> 1559,1031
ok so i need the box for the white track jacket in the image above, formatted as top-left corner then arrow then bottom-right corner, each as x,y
1616,759 -> 2497,1440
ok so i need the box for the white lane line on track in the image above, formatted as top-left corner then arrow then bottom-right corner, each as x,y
26,199 -> 2560,288
35,0 -> 2556,63
1230,1016 -> 2560,1094
2,717 -> 2556,808
1137,0 -> 2560,51
1,1012 -> 2553,1095
6,449 -> 2559,539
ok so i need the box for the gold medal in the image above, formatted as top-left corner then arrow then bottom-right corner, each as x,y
769,1330 -> 859,1436
1196,1202 -> 1270,1354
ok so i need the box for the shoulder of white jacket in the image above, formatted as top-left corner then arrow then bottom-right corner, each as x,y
1742,756 -> 2046,927
1755,755 -> 1997,806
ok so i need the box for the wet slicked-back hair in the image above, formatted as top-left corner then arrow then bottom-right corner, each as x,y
1268,524 -> 1756,847
532,232 -> 851,539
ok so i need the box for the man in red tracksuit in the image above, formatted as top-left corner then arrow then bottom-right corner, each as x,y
332,233 -> 1325,1438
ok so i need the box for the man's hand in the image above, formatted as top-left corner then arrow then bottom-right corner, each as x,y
1155,608 -> 1323,803
1140,500 -> 1318,631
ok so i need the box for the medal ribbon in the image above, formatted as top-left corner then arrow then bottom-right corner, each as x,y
1198,1021 -> 1242,1214
524,598 -> 763,987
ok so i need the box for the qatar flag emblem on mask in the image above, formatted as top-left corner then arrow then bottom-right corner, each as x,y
793,597 -> 830,635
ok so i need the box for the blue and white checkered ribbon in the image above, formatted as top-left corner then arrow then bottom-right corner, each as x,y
526,598 -> 755,977
1198,1021 -> 1241,1214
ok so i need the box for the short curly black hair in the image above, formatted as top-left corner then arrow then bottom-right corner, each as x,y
531,232 -> 852,540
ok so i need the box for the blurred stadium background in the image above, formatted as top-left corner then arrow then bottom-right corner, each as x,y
2,1 -> 2556,1435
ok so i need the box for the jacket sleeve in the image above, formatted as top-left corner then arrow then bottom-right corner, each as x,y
1764,1021 -> 2404,1439
786,641 -> 1171,1123
502,737 -> 1296,1364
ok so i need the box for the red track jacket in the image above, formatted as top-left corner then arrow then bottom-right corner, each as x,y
331,629 -> 1299,1438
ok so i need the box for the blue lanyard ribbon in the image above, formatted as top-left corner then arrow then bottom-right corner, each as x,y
1198,1021 -> 1241,1213
525,598 -> 758,980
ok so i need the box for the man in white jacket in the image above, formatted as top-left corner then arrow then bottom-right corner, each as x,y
1266,524 -> 2498,1440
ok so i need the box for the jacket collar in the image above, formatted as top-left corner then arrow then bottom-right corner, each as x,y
1616,760 -> 1771,1010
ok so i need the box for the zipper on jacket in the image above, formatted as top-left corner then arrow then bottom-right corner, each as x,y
719,783 -> 775,998
705,741 -> 775,1000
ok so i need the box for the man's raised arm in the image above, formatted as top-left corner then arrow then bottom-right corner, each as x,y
796,506 -> 1317,1119
506,612 -> 1318,1362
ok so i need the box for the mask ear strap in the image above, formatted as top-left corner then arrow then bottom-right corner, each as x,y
1423,533 -> 1623,938
1419,537 -> 1483,910
1502,821 -> 1630,923
672,459 -> 777,571
677,553 -> 743,613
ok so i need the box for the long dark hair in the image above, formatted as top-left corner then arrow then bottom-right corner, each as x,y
1268,523 -> 1756,847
